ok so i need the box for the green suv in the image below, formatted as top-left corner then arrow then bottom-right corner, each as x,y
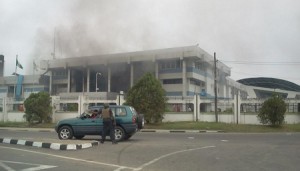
55,105 -> 143,141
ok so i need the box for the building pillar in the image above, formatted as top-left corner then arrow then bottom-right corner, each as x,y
193,95 -> 197,121
182,59 -> 186,97
234,90 -> 241,124
87,68 -> 90,92
130,63 -> 134,88
108,66 -> 111,92
49,70 -> 52,95
67,69 -> 71,93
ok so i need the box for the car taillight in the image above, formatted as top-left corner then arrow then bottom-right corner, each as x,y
132,115 -> 136,123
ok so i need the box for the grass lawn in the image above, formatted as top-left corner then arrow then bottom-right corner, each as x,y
144,121 -> 300,132
1,121 -> 300,132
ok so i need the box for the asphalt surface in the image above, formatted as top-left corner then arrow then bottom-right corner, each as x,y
1,128 -> 300,171
0,127 -> 224,150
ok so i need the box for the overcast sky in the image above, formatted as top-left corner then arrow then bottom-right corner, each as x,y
1,0 -> 300,85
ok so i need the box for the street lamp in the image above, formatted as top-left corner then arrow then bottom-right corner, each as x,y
95,72 -> 102,92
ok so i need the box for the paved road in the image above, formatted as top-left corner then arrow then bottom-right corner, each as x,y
0,130 -> 300,171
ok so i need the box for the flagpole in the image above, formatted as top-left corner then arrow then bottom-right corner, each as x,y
14,55 -> 18,99
32,60 -> 34,92
15,55 -> 18,74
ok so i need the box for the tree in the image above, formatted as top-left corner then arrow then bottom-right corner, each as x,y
23,92 -> 52,124
125,72 -> 168,123
257,93 -> 286,126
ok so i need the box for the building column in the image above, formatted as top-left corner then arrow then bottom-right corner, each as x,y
182,59 -> 186,97
49,70 -> 52,95
234,90 -> 241,124
108,66 -> 111,92
87,68 -> 90,92
67,69 -> 71,93
130,63 -> 134,88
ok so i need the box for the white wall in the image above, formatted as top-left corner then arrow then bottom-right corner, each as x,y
7,112 -> 26,122
163,113 -> 194,122
54,112 -> 79,122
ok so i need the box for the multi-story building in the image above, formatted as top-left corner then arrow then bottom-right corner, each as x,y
1,46 -> 299,123
40,45 -> 233,99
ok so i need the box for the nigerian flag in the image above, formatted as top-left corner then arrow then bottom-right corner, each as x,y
16,58 -> 23,69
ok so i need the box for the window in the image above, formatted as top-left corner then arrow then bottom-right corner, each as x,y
53,70 -> 67,76
160,60 -> 182,70
163,79 -> 182,84
195,62 -> 204,70
115,107 -> 127,116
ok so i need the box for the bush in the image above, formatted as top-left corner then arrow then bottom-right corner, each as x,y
125,73 -> 168,123
257,94 -> 286,126
23,92 -> 52,124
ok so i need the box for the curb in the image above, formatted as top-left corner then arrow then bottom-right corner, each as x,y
140,129 -> 225,133
0,137 -> 99,150
0,128 -> 55,132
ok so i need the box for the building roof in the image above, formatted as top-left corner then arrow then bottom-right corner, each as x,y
237,77 -> 300,92
41,45 -> 231,74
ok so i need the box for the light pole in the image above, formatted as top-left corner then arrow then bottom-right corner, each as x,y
95,72 -> 101,92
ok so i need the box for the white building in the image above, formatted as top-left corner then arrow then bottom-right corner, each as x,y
1,45 -> 299,123
41,45 -> 233,99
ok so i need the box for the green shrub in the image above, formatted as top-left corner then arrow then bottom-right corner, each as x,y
257,94 -> 286,126
23,92 -> 52,124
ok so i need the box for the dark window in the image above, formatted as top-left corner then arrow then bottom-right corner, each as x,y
163,79 -> 182,84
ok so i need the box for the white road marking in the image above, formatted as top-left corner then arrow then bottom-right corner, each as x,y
1,144 -> 216,171
0,161 -> 14,171
131,146 -> 216,171
0,160 -> 56,171
0,146 -> 135,170
221,140 -> 228,142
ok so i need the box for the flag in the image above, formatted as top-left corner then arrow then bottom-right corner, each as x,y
16,58 -> 23,69
33,61 -> 38,71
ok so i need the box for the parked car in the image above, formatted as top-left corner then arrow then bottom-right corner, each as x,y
55,105 -> 143,141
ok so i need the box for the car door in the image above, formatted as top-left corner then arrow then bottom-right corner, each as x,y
72,114 -> 103,135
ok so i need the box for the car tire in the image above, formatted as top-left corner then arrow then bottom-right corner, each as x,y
114,126 -> 125,142
137,114 -> 144,129
58,126 -> 73,140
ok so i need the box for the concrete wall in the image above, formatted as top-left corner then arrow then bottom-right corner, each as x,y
1,95 -> 299,124
163,113 -> 194,122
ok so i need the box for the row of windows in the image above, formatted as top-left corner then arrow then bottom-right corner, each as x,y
53,70 -> 67,76
163,79 -> 182,84
160,60 -> 182,70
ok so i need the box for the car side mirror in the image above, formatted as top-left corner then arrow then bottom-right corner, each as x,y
80,113 -> 87,119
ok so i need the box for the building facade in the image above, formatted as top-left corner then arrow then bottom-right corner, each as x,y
1,46 -> 300,124
41,45 -> 233,99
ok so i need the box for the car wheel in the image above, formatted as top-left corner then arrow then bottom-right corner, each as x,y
58,126 -> 73,140
74,135 -> 85,139
114,126 -> 125,141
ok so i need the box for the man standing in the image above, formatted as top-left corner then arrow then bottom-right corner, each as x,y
99,103 -> 117,144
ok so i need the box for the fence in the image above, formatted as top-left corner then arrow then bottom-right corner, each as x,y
1,94 -> 299,124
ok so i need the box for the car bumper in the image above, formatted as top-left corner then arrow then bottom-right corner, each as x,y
122,124 -> 138,134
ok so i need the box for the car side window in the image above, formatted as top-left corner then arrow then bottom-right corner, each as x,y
115,107 -> 126,116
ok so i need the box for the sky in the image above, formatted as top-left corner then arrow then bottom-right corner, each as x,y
1,0 -> 300,85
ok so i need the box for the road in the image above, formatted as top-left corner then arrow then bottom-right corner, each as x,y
0,130 -> 300,171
